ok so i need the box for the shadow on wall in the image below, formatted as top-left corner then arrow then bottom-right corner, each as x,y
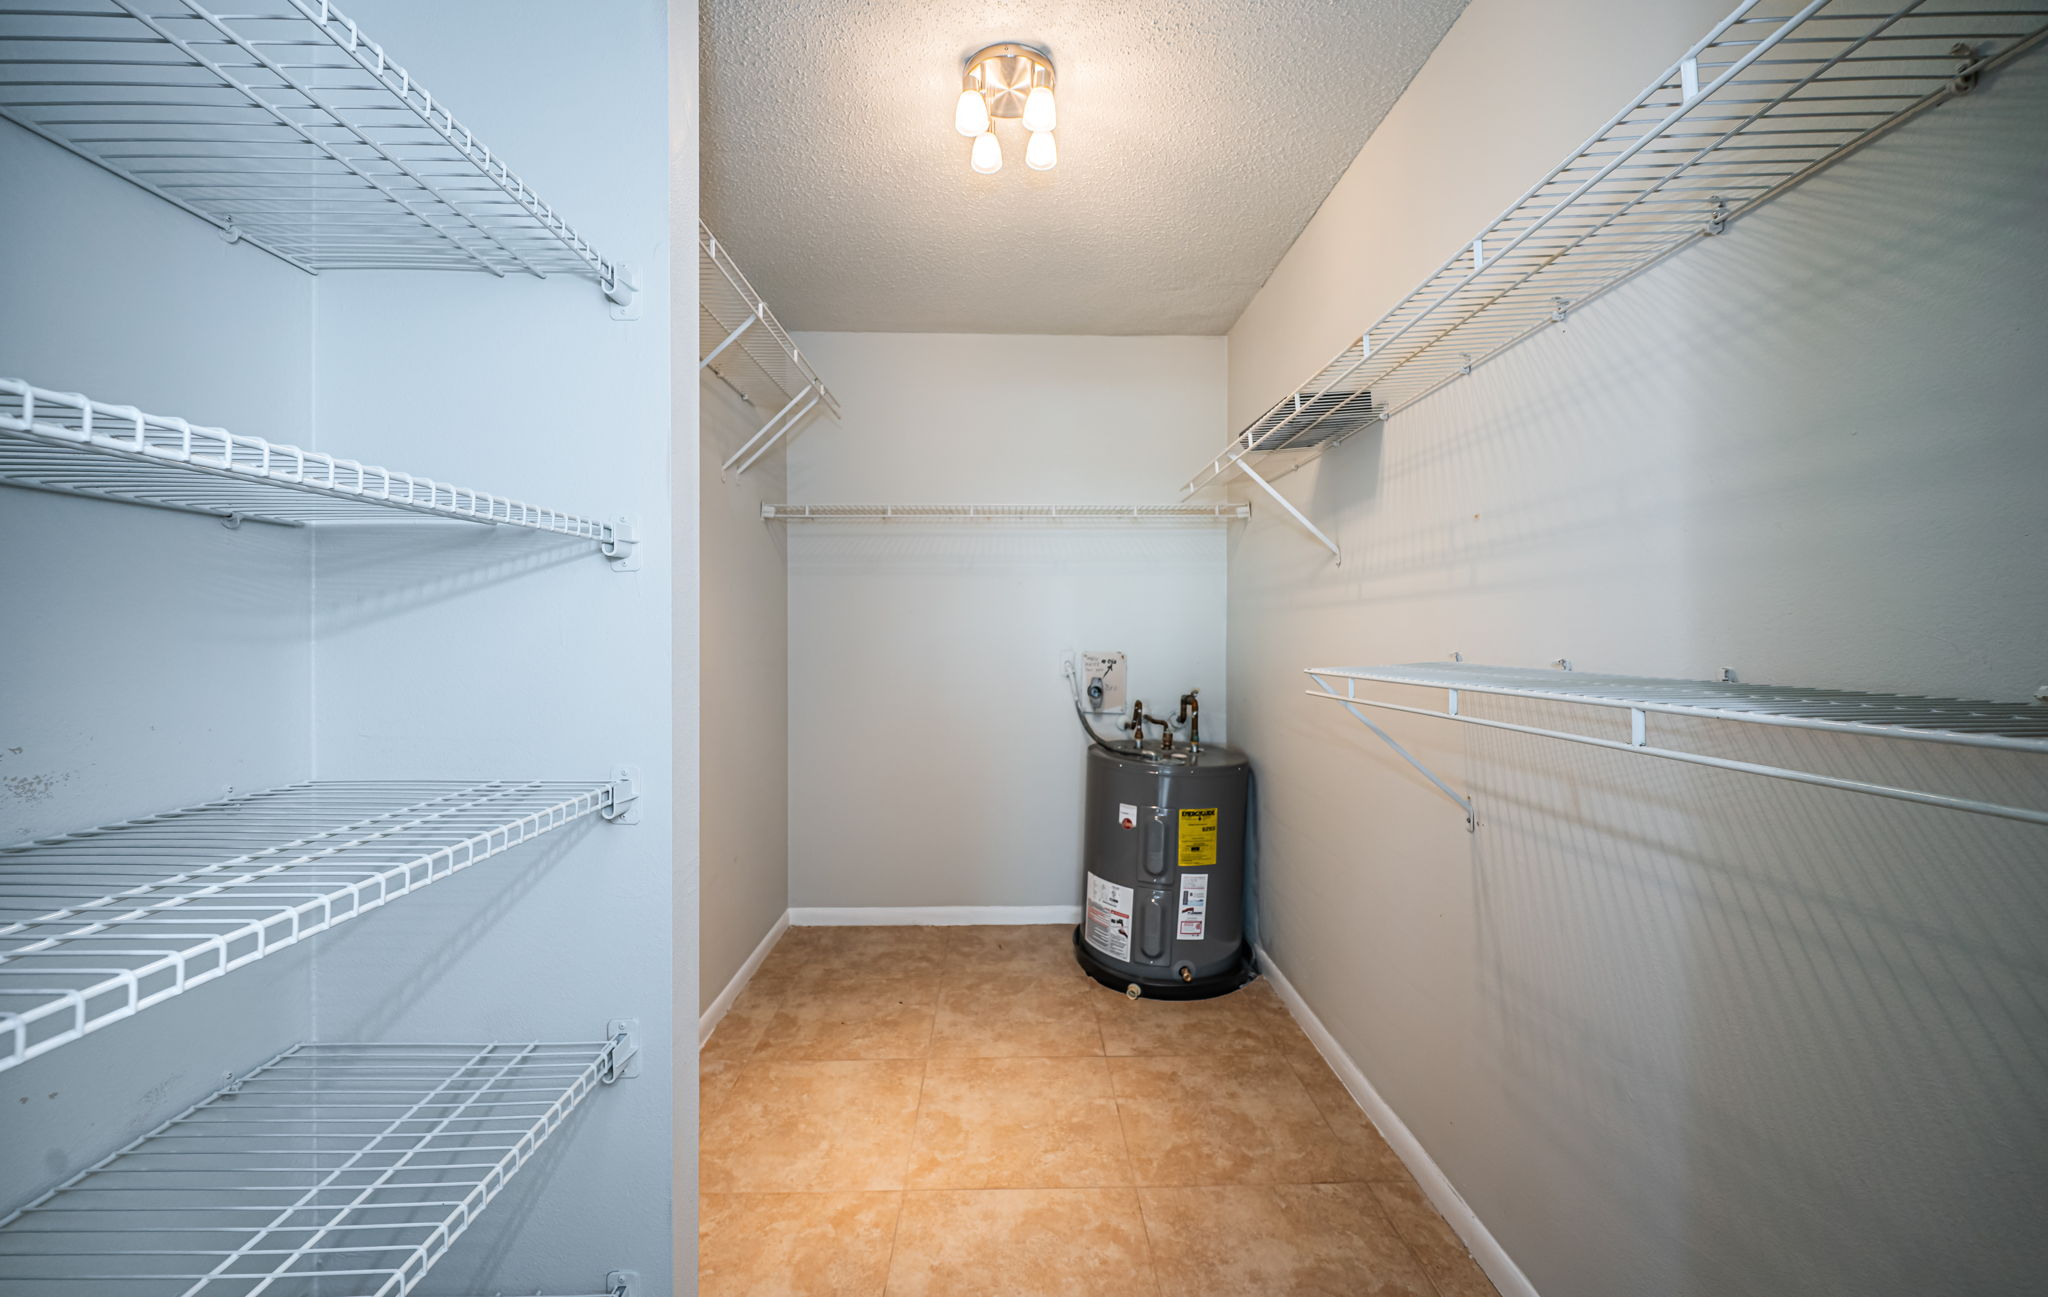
0,488 -> 317,638
1229,50 -> 2048,1297
310,826 -> 587,1040
310,524 -> 610,632
1468,721 -> 2048,1294
1278,58 -> 2048,667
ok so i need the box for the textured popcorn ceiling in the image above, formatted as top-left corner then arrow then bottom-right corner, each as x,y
701,0 -> 1468,334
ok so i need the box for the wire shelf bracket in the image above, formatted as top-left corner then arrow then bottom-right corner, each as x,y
762,502 -> 1250,524
1185,1 -> 2048,548
0,779 -> 630,1075
1305,663 -> 2048,832
0,1033 -> 634,1294
0,379 -> 638,568
700,221 -> 839,476
0,0 -> 634,308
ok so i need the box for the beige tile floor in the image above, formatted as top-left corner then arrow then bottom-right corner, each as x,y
699,925 -> 1500,1297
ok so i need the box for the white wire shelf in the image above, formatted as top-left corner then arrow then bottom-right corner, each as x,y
1186,0 -> 2048,509
0,779 -> 629,1074
700,220 -> 839,476
0,1035 -> 633,1295
1306,662 -> 2048,829
762,502 -> 1249,523
0,0 -> 632,304
0,380 -> 637,564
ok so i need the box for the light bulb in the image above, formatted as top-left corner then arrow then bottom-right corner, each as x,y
970,129 -> 1002,174
1025,129 -> 1058,171
1022,85 -> 1057,133
954,88 -> 990,137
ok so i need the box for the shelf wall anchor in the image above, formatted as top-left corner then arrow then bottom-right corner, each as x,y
602,1018 -> 642,1082
606,263 -> 640,319
1950,43 -> 1983,94
603,765 -> 642,824
602,515 -> 640,572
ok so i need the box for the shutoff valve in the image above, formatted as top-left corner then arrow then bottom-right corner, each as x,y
1081,651 -> 1126,713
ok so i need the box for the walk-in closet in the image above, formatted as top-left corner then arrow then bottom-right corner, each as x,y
5,1 -> 2045,1294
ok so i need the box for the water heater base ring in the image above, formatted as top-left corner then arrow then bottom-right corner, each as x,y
1072,926 -> 1255,1001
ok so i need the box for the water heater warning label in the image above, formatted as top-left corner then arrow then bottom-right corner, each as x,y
1085,872 -> 1134,962
1178,872 -> 1209,940
1178,808 -> 1218,866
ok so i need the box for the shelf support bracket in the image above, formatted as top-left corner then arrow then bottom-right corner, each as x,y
1309,674 -> 1476,832
729,385 -> 821,476
603,766 -> 641,824
702,306 -> 762,371
1237,458 -> 1340,563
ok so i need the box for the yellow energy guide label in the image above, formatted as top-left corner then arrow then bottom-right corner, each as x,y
1178,807 -> 1218,866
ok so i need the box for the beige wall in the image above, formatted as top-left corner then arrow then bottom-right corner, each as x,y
785,332 -> 1231,911
1221,3 -> 2048,1295
699,374 -> 794,1010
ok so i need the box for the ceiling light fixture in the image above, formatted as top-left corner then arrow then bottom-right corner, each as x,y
953,43 -> 1056,175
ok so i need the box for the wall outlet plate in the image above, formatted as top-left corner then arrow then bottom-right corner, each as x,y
1081,651 -> 1126,713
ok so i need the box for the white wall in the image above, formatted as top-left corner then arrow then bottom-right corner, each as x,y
786,332 -> 1230,909
299,3 -> 680,1293
1,4 -> 684,1284
0,120 -> 319,1213
699,372 -> 792,1008
1221,4 -> 2048,1295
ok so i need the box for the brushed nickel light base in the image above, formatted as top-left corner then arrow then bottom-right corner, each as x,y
963,42 -> 1054,119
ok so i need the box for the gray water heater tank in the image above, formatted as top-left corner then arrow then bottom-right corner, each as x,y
1075,742 -> 1253,998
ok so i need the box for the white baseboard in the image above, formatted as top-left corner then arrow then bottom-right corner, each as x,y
788,905 -> 1083,927
1256,945 -> 1539,1297
699,909 -> 790,1045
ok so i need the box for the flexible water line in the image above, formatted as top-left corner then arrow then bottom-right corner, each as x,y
1063,660 -> 1137,756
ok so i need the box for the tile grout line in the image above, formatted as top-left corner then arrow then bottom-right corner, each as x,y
1366,1183 -> 1452,1297
881,928 -> 975,1286
711,929 -> 1472,1293
880,943 -> 937,1297
1117,1094 -> 1167,1296
1094,990 -> 1164,1297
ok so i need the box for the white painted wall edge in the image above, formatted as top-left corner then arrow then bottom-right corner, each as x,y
699,909 -> 790,1045
789,905 -> 1084,927
1256,945 -> 1540,1297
